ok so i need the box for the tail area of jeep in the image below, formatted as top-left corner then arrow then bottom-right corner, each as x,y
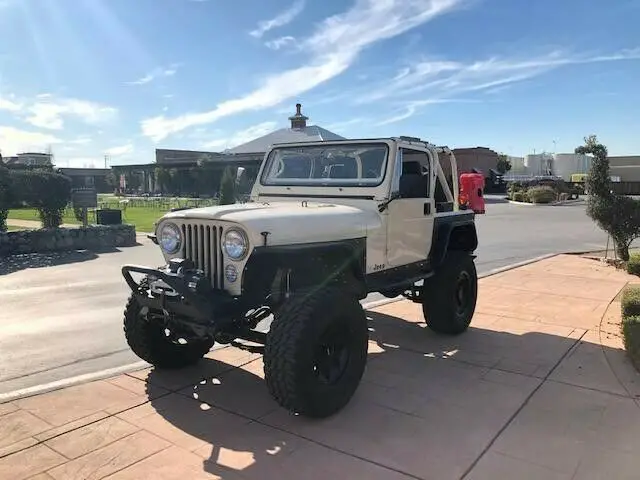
121,136 -> 478,418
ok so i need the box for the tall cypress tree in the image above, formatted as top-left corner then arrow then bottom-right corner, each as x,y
576,135 -> 640,260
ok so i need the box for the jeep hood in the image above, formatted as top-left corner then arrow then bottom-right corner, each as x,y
163,201 -> 381,245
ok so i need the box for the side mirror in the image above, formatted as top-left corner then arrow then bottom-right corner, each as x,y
235,167 -> 245,185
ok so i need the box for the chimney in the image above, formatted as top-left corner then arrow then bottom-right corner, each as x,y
288,102 -> 309,130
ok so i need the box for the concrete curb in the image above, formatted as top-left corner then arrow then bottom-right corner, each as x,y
506,198 -> 583,207
0,362 -> 148,403
0,253 -> 560,404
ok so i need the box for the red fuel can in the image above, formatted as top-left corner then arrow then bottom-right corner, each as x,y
459,173 -> 486,214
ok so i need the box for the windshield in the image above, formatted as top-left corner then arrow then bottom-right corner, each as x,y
260,143 -> 389,187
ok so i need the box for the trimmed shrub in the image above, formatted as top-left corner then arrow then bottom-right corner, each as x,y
622,315 -> 640,370
527,186 -> 557,204
219,166 -> 236,205
512,191 -> 525,202
621,285 -> 640,370
0,162 -> 12,232
621,285 -> 640,318
577,135 -> 640,261
627,253 -> 640,276
73,206 -> 86,223
11,170 -> 72,228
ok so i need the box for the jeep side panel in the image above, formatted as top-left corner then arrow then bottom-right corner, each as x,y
366,211 -> 476,297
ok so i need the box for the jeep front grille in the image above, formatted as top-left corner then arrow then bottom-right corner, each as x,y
179,222 -> 224,289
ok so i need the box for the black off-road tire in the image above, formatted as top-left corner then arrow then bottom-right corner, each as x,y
422,251 -> 478,335
123,289 -> 214,369
264,286 -> 369,418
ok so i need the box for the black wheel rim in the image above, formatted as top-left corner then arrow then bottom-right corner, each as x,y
454,271 -> 472,317
313,322 -> 351,385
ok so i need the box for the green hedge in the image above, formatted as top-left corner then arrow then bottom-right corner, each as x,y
0,165 -> 10,232
527,185 -> 557,204
1,169 -> 71,230
512,191 -> 525,202
621,285 -> 640,370
627,253 -> 640,276
622,286 -> 640,317
622,315 -> 640,370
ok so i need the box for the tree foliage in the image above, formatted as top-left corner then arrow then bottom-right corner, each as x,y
496,154 -> 512,174
576,134 -> 640,260
219,166 -> 237,205
11,170 -> 72,228
0,154 -> 12,232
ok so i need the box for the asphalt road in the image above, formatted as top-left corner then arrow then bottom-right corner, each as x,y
0,198 -> 612,396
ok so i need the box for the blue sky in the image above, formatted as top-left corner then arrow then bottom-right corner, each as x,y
0,0 -> 639,167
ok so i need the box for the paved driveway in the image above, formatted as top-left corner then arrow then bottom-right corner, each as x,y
2,255 -> 639,479
0,200 -> 612,396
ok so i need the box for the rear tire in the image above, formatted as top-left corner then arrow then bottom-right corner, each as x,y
422,251 -> 477,335
264,287 -> 369,418
123,287 -> 214,369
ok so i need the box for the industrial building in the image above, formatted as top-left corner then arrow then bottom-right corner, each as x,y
2,152 -> 53,168
609,156 -> 640,182
504,152 -> 640,185
505,153 -> 593,182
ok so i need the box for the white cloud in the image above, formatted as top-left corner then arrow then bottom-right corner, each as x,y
374,99 -> 480,126
0,94 -> 21,112
60,157 -> 103,168
69,136 -> 92,145
0,126 -> 62,156
202,121 -> 278,150
348,47 -> 640,123
126,64 -> 180,86
265,36 -> 296,50
105,143 -> 134,156
141,0 -> 462,142
359,48 -> 640,105
26,97 -> 117,130
249,0 -> 305,38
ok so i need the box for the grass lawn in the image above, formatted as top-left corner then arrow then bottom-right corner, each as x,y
7,207 -> 167,233
7,197 -> 218,233
6,225 -> 35,231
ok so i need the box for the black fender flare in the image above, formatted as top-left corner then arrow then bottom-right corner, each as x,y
429,212 -> 478,269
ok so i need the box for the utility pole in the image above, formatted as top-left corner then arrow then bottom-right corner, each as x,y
104,155 -> 110,168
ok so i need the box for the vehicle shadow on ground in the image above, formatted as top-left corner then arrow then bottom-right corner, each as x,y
0,250 -> 103,275
142,310 -> 635,479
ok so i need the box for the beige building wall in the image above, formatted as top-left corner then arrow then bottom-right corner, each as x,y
609,156 -> 640,182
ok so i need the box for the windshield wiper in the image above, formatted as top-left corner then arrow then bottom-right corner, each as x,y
378,192 -> 400,212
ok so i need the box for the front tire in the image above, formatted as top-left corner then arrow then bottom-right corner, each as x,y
264,287 -> 369,418
422,251 -> 478,334
123,292 -> 214,369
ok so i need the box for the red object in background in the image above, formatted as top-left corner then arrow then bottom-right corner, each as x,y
459,173 -> 486,214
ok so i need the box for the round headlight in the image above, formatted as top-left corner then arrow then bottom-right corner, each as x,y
223,229 -> 248,260
159,222 -> 182,254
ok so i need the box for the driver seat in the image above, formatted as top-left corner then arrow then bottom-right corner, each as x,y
399,161 -> 428,198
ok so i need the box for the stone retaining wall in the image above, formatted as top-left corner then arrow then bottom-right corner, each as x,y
0,224 -> 137,256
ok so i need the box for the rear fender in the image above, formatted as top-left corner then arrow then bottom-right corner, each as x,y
428,212 -> 478,269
